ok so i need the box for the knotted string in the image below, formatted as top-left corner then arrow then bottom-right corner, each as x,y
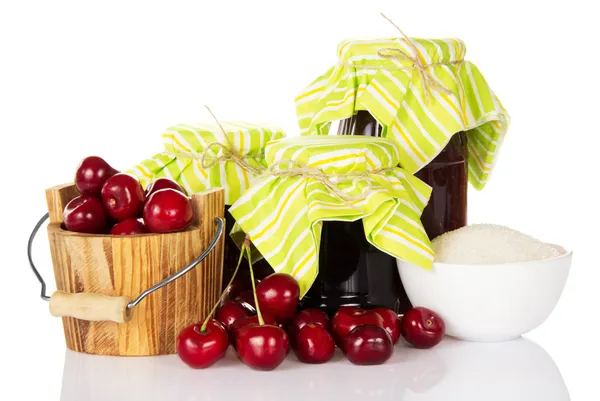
260,159 -> 395,209
378,13 -> 456,101
339,13 -> 462,102
199,106 -> 265,176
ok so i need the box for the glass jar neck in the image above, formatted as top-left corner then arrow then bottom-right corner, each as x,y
337,110 -> 383,137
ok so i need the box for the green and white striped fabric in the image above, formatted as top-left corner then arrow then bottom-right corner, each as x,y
127,121 -> 285,204
296,37 -> 510,189
229,136 -> 433,297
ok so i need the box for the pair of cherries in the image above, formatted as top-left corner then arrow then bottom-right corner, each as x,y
63,156 -> 192,234
178,272 -> 300,371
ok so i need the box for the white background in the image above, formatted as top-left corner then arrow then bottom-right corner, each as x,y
1,0 -> 598,400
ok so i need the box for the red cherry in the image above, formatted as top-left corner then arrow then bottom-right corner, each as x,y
146,177 -> 186,197
293,323 -> 335,364
110,218 -> 148,235
221,272 -> 256,305
143,189 -> 193,233
217,302 -> 252,331
234,289 -> 257,312
75,156 -> 118,196
344,325 -> 393,365
176,319 -> 229,369
331,306 -> 385,349
236,324 -> 289,371
63,196 -> 107,233
101,173 -> 145,221
288,308 -> 330,339
221,269 -> 269,307
222,276 -> 249,302
373,308 -> 401,344
400,307 -> 445,349
256,273 -> 300,322
229,313 -> 279,344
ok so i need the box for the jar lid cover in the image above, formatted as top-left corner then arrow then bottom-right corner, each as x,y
127,121 -> 285,205
265,135 -> 402,172
230,134 -> 433,297
296,36 -> 510,190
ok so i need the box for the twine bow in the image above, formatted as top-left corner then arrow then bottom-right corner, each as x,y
340,13 -> 461,103
377,13 -> 455,102
261,159 -> 393,209
200,106 -> 265,176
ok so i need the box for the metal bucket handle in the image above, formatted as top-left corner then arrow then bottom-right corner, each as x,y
27,213 -> 224,323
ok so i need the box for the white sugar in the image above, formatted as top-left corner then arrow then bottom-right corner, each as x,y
432,224 -> 564,264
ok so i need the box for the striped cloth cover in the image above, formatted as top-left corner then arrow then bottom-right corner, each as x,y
229,136 -> 433,297
127,121 -> 285,205
296,37 -> 510,189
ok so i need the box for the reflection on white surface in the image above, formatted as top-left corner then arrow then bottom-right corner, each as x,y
61,337 -> 570,401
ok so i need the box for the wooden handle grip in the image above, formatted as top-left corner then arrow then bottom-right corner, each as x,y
49,291 -> 132,323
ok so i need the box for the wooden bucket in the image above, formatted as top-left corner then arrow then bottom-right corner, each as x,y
36,183 -> 225,356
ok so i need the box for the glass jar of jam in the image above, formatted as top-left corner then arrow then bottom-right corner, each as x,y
339,110 -> 468,238
302,110 -> 468,314
302,219 -> 410,315
415,130 -> 468,239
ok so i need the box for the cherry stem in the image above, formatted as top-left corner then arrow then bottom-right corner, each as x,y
199,242 -> 247,332
246,245 -> 265,326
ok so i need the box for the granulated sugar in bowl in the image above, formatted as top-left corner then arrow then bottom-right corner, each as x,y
397,224 -> 572,342
432,224 -> 565,264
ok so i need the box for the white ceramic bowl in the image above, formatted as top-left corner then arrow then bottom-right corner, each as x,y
397,247 -> 572,342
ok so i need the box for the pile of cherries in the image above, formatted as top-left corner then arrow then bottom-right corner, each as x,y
63,156 -> 193,235
177,270 -> 446,371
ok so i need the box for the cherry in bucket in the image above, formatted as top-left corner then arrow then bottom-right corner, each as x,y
143,188 -> 193,233
176,319 -> 229,369
75,156 -> 118,196
344,325 -> 393,365
400,307 -> 445,349
110,218 -> 148,235
101,173 -> 146,221
63,196 -> 107,233
146,177 -> 186,197
256,273 -> 300,322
